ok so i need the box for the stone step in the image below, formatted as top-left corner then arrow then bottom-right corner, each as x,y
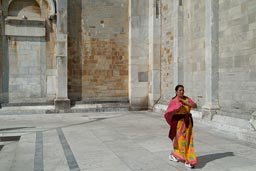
0,102 -> 130,115
75,98 -> 129,104
0,105 -> 55,115
70,103 -> 130,113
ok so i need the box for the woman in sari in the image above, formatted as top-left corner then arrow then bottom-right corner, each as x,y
164,85 -> 197,168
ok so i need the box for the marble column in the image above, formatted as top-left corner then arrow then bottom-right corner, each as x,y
54,0 -> 70,111
173,0 -> 184,89
128,0 -> 149,110
148,0 -> 161,108
202,0 -> 219,120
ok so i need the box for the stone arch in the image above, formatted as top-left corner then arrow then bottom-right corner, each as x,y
8,0 -> 41,17
8,0 -> 55,18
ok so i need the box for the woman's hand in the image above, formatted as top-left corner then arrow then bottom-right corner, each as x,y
178,98 -> 186,105
179,97 -> 197,108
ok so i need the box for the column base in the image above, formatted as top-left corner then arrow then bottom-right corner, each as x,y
54,98 -> 70,112
249,111 -> 256,131
129,97 -> 148,111
148,93 -> 161,109
202,104 -> 220,120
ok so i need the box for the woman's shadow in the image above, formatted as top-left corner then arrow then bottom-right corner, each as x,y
196,152 -> 234,168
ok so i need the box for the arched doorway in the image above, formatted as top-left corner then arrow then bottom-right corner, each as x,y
5,0 -> 46,103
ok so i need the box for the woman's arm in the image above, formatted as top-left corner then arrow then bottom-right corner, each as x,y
179,98 -> 197,108
189,101 -> 197,108
165,98 -> 184,115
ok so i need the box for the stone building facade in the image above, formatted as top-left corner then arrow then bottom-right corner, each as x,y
158,0 -> 256,142
0,0 -> 256,139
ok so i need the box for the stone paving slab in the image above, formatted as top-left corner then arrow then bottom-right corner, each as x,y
0,111 -> 256,171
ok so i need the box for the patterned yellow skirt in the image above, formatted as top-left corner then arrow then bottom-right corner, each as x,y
171,118 -> 197,165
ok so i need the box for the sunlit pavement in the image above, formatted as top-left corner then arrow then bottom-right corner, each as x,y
0,111 -> 256,171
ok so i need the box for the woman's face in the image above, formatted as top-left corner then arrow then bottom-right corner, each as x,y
176,87 -> 184,98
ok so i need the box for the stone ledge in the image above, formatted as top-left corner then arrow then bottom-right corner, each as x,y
71,102 -> 130,113
5,16 -> 46,37
0,105 -> 55,115
0,102 -> 130,115
75,98 -> 129,104
194,119 -> 256,144
5,16 -> 45,23
1,102 -> 53,107
0,105 -> 54,111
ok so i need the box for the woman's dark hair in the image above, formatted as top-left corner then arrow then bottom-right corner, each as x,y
175,85 -> 184,92
172,84 -> 184,99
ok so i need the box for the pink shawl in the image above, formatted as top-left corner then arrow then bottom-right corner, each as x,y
164,96 -> 182,126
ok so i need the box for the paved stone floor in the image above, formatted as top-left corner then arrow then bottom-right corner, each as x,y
0,111 -> 256,171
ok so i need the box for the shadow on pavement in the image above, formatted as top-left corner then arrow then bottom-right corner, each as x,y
196,152 -> 234,168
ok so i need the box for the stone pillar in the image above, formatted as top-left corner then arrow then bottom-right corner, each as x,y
54,0 -> 70,111
202,0 -> 219,120
0,3 -> 8,104
129,0 -> 149,110
148,0 -> 161,108
173,0 -> 184,88
183,0 -> 191,84
0,8 -> 3,103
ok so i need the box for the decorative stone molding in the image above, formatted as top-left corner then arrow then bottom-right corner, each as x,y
8,0 -> 56,19
5,16 -> 45,37
8,0 -> 40,7
45,0 -> 56,19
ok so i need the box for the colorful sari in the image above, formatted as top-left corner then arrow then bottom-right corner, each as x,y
164,96 -> 197,165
